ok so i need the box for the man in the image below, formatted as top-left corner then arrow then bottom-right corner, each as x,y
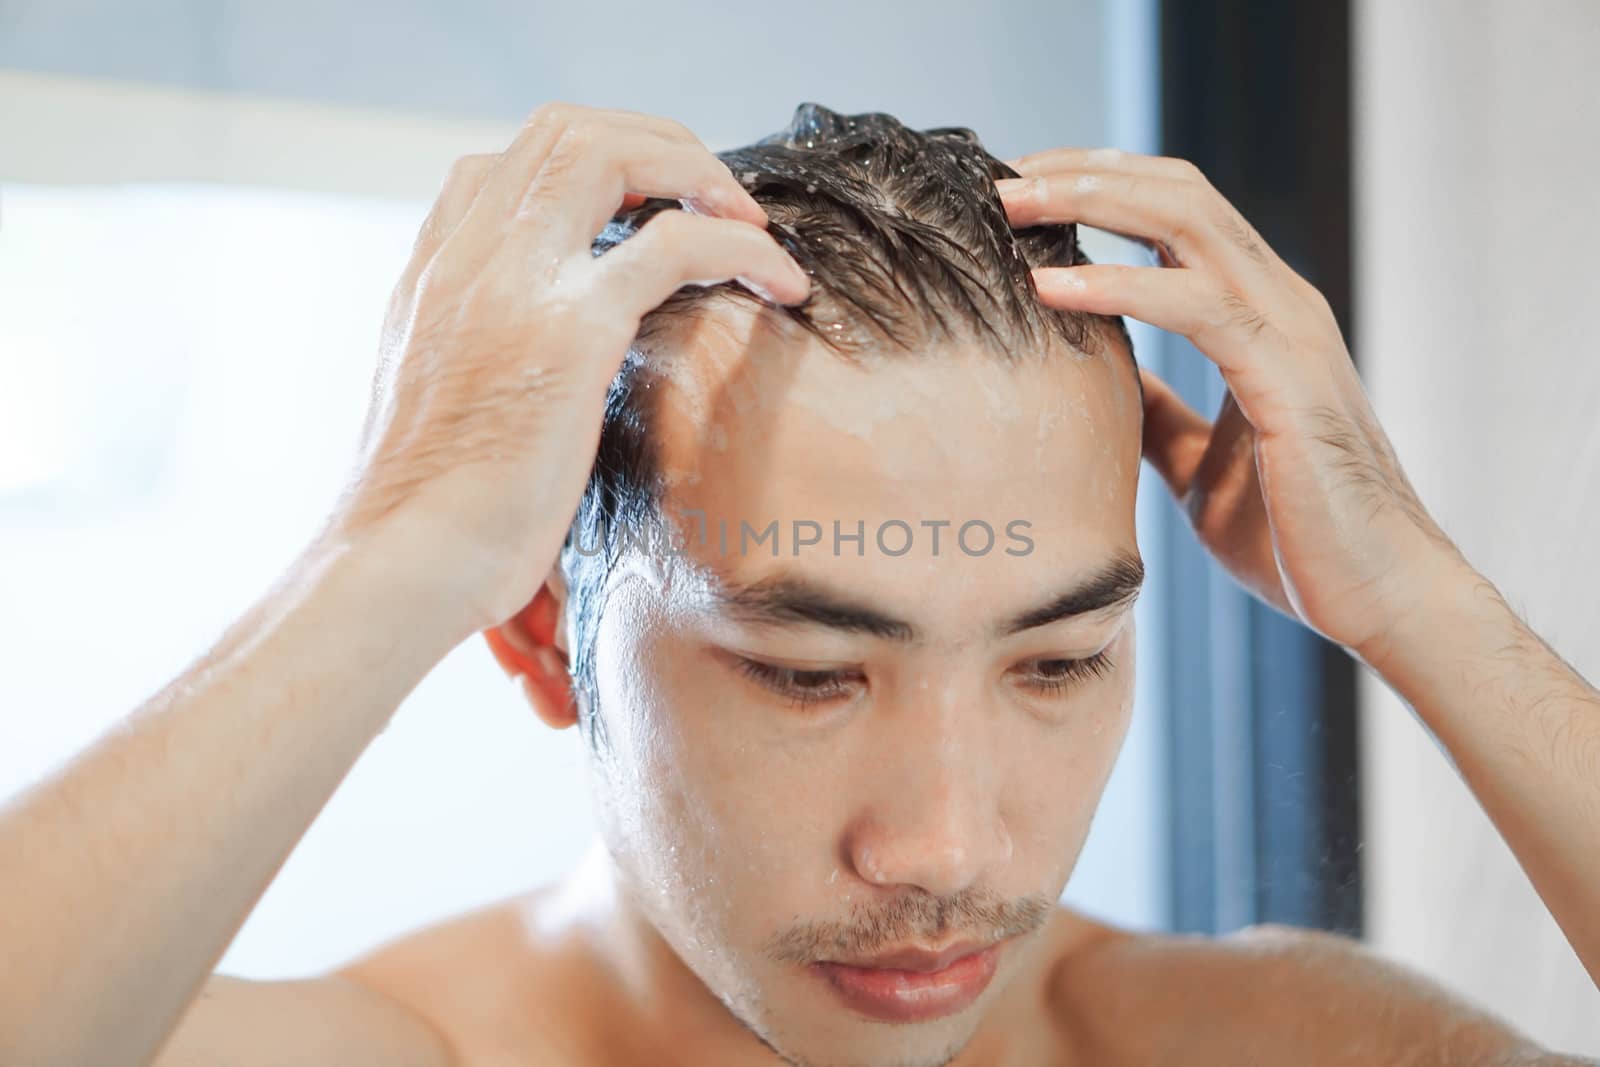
1,101 -> 1596,1066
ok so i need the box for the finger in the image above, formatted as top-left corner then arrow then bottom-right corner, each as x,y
1031,264 -> 1262,367
452,103 -> 765,259
381,153 -> 497,366
996,170 -> 1178,268
1139,368 -> 1260,532
1000,151 -> 1275,273
403,154 -> 497,288
593,108 -> 767,224
439,103 -> 576,262
1004,146 -> 1199,183
366,156 -> 494,460
588,210 -> 812,321
1034,263 -> 1314,435
1139,367 -> 1275,613
516,124 -> 770,255
1137,365 -> 1213,501
997,171 -> 1277,284
547,104 -> 768,225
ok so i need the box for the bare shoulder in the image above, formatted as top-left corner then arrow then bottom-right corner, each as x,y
1048,916 -> 1594,1066
155,972 -> 459,1067
335,885 -> 606,1066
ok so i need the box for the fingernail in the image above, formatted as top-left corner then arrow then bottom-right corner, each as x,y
738,277 -> 778,304
1036,267 -> 1087,290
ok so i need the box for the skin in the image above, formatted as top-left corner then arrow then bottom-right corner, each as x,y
514,307 -> 1143,1067
0,105 -> 1596,1066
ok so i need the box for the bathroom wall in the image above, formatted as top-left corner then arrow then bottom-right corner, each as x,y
1355,0 -> 1600,1051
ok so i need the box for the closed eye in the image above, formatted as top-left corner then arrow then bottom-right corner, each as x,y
732,657 -> 862,712
732,651 -> 1116,709
1013,650 -> 1116,695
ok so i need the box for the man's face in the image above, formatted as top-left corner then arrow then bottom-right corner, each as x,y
578,301 -> 1144,1067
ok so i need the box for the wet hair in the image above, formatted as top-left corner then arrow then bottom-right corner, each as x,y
561,103 -> 1139,751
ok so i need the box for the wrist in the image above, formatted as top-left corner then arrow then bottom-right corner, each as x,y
1354,547 -> 1512,695
300,518 -> 491,660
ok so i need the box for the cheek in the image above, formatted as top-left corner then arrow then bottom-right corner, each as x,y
594,618 -> 816,917
648,641 -> 833,872
1004,644 -> 1138,871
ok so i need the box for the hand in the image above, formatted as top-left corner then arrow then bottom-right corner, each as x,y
996,149 -> 1464,663
328,102 -> 811,635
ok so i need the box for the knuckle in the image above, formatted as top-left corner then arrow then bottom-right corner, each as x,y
643,208 -> 696,240
654,115 -> 700,145
447,153 -> 495,182
536,127 -> 595,188
625,211 -> 703,267
554,121 -> 597,154
1181,181 -> 1215,218
1170,156 -> 1205,182
1307,282 -> 1334,318
526,100 -> 578,130
449,152 -> 491,172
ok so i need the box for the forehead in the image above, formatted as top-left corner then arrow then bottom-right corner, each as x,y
633,301 -> 1142,625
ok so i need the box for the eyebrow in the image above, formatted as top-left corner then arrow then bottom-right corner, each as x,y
710,552 -> 1145,643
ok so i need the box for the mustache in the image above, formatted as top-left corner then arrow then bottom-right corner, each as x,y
763,888 -> 1056,965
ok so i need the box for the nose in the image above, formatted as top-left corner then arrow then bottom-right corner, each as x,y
844,697 -> 1014,897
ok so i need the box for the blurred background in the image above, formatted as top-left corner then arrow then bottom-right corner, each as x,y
1,0 -> 1596,1053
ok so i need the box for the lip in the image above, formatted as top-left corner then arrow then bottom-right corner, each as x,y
810,937 -> 1009,1023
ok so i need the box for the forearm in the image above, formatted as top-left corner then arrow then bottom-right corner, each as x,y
1365,556 -> 1600,987
0,528 -> 467,1066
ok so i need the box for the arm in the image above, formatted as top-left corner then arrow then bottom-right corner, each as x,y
1363,555 -> 1600,987
0,102 -> 808,1067
0,532 -> 467,1067
996,150 -> 1600,997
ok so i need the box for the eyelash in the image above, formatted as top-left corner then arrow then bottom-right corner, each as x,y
732,650 -> 1116,711
734,658 -> 862,712
1021,650 -> 1116,694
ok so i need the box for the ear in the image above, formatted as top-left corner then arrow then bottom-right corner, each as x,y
482,567 -> 577,730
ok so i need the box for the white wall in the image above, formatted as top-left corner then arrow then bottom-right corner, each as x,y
0,1 -> 1170,980
1355,0 -> 1600,1052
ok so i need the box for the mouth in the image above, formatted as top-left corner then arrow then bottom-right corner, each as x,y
809,936 -> 1012,1023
